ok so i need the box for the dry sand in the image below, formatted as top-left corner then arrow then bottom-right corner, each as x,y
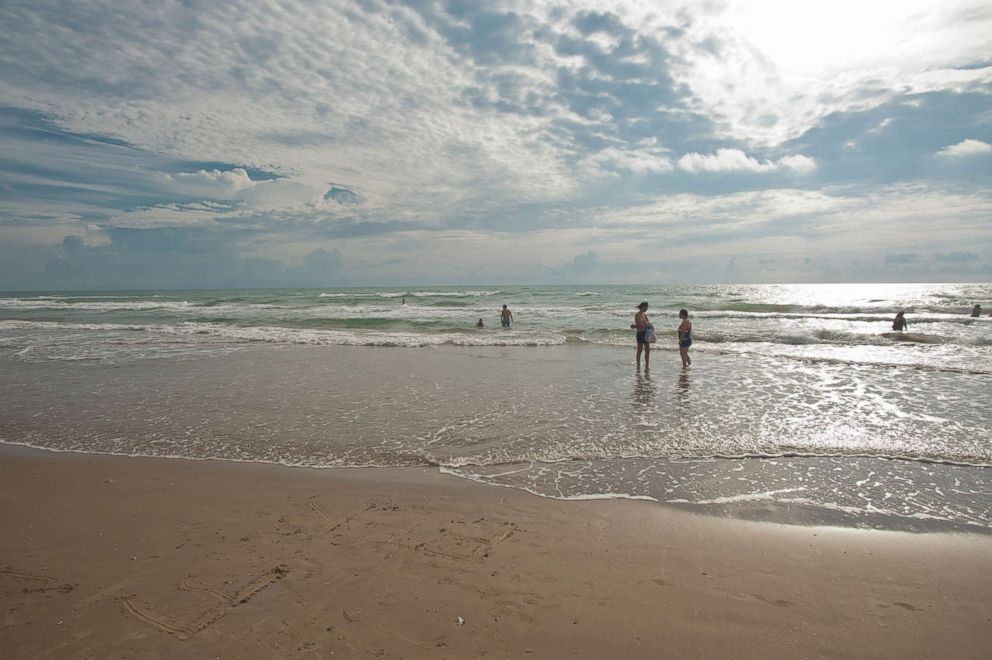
1,445 -> 990,659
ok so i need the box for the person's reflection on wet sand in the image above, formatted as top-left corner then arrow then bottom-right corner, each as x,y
633,369 -> 655,409
675,369 -> 690,403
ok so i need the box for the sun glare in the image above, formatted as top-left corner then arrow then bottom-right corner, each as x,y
725,0 -> 973,76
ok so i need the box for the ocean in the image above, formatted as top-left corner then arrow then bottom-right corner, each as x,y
1,283 -> 990,531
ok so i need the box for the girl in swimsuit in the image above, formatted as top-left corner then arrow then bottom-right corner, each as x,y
633,302 -> 650,369
677,309 -> 692,367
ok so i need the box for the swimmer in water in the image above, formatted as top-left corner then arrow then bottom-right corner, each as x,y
501,304 -> 513,327
892,311 -> 908,332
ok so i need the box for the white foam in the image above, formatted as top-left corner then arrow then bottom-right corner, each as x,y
679,487 -> 807,505
0,299 -> 193,311
0,319 -> 149,332
0,299 -> 296,316
0,319 -> 570,350
410,290 -> 500,297
31,295 -> 144,300
439,467 -> 659,502
770,496 -> 955,523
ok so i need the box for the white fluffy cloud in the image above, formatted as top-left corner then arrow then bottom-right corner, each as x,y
164,169 -> 258,198
163,169 -> 326,209
937,139 -> 992,158
677,149 -> 816,174
579,148 -> 674,177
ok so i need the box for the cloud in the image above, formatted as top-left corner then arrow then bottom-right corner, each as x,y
676,149 -> 816,174
9,225 -> 352,290
165,168 -> 258,196
937,139 -> 992,158
0,1 -> 990,287
676,0 -> 992,146
580,148 -> 674,176
885,253 -> 922,264
588,184 -> 992,257
935,251 -> 979,263
782,90 -> 992,184
776,155 -> 818,173
325,186 -> 361,204
160,168 -> 332,210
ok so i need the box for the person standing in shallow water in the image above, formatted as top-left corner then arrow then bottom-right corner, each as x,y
500,304 -> 513,327
632,302 -> 650,369
677,309 -> 692,368
971,304 -> 982,317
892,311 -> 908,332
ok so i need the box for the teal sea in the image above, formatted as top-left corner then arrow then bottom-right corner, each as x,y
2,283 -> 990,531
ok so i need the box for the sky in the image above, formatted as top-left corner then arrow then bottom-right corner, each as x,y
0,0 -> 990,289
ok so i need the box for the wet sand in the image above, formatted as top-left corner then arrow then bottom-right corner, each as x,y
3,343 -> 989,531
2,445 -> 991,659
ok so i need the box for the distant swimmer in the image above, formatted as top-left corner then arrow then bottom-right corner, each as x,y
476,318 -> 485,328
402,298 -> 406,305
677,309 -> 693,368
971,304 -> 982,317
632,302 -> 651,369
500,304 -> 513,327
892,311 -> 908,332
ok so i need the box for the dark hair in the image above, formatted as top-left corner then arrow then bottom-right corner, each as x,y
679,309 -> 688,318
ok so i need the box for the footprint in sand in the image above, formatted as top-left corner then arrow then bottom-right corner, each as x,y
751,594 -> 793,608
879,601 -> 919,612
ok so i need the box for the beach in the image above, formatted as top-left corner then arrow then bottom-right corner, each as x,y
3,445 -> 992,659
3,0 -> 991,653
2,284 -> 991,657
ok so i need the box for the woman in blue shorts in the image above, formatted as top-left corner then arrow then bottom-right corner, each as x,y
632,301 -> 651,369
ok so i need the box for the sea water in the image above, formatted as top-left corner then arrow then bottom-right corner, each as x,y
1,284 -> 990,531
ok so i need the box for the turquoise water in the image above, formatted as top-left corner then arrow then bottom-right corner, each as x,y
1,284 -> 990,530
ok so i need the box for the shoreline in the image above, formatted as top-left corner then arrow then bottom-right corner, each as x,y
6,441 -> 989,535
3,445 -> 992,658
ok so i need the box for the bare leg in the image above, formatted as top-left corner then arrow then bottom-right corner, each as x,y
644,343 -> 650,369
680,346 -> 690,367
